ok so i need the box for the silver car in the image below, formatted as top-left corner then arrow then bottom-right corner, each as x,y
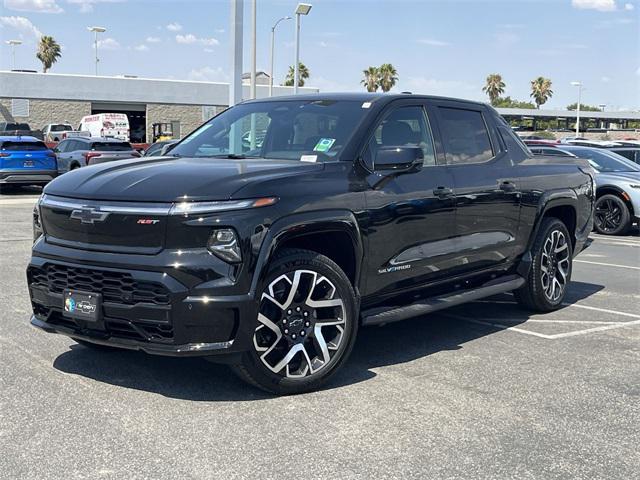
560,145 -> 640,235
54,137 -> 140,173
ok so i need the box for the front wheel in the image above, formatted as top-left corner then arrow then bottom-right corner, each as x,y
232,249 -> 358,395
594,194 -> 631,236
515,217 -> 573,312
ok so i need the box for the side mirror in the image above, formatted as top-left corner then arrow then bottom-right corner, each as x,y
374,146 -> 423,171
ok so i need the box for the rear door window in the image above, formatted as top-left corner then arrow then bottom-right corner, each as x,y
90,142 -> 132,151
438,107 -> 494,165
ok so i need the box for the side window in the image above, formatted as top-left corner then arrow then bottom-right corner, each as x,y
366,106 -> 436,167
55,140 -> 67,153
438,107 -> 493,165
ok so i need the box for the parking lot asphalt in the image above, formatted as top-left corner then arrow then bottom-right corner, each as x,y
1,190 -> 638,479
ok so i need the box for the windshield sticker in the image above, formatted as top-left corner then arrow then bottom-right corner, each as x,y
313,138 -> 336,152
362,102 -> 372,109
300,155 -> 318,163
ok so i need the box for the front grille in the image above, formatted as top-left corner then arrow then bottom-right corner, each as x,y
28,264 -> 171,305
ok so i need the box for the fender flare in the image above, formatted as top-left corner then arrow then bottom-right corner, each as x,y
518,188 -> 578,278
249,209 -> 364,297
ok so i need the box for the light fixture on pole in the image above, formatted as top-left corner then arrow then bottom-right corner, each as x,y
6,40 -> 22,70
570,81 -> 583,136
293,3 -> 312,94
269,16 -> 291,97
87,26 -> 106,76
598,103 -> 606,112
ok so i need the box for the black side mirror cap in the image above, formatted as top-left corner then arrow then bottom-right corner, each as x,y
374,146 -> 423,171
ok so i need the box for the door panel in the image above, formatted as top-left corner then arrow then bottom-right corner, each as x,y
431,101 -> 521,273
362,103 -> 457,298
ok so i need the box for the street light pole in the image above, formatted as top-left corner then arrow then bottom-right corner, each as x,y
571,81 -> 583,137
269,16 -> 291,97
87,26 -> 106,76
6,40 -> 22,70
293,3 -> 312,94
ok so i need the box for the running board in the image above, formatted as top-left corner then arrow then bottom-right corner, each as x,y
362,275 -> 525,326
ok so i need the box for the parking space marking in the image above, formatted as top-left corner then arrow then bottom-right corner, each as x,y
443,314 -> 555,339
564,303 -> 640,319
574,260 -> 640,271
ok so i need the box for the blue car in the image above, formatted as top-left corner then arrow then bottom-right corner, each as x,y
0,136 -> 58,189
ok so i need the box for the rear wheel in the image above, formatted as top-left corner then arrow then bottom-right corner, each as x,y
232,249 -> 358,395
594,194 -> 630,235
515,217 -> 573,312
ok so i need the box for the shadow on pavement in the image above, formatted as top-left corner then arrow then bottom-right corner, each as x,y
0,185 -> 43,196
52,281 -> 604,401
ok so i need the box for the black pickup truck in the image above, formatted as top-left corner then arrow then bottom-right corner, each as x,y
27,94 -> 594,394
0,122 -> 43,140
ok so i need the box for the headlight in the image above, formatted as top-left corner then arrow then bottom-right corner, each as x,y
207,228 -> 242,263
33,196 -> 43,242
169,197 -> 277,215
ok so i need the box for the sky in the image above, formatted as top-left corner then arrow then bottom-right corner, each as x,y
1,0 -> 639,110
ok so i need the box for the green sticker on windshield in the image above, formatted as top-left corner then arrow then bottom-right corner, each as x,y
314,138 -> 336,152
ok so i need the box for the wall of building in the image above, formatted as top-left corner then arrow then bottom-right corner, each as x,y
0,98 -> 91,130
146,104 -> 226,143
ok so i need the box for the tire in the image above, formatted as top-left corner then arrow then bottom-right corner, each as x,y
515,217 -> 573,312
69,163 -> 80,171
594,194 -> 631,236
231,248 -> 358,395
73,338 -> 121,351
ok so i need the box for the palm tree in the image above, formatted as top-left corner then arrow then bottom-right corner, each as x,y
36,36 -> 62,73
284,63 -> 310,87
482,73 -> 506,105
530,77 -> 553,109
378,63 -> 398,92
361,66 -> 379,92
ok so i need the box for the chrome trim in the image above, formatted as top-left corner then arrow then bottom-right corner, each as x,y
41,194 -> 172,215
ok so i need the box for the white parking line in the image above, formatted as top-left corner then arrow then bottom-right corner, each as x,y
563,303 -> 640,319
574,260 -> 640,271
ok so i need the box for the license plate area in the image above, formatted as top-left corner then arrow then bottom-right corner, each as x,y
63,289 -> 102,322
23,160 -> 34,167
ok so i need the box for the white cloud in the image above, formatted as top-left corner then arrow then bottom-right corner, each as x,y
4,0 -> 63,13
133,44 -> 148,52
187,66 -> 228,82
494,31 -> 520,45
166,22 -> 182,32
66,0 -> 124,13
636,66 -> 640,76
601,76 -> 611,82
176,33 -> 219,46
624,2 -> 635,9
0,15 -> 42,38
214,28 -> 225,34
572,0 -> 617,11
417,38 -> 450,47
97,37 -> 120,50
145,36 -> 160,43
405,77 -> 479,100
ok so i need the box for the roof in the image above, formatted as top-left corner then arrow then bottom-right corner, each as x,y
69,137 -> 130,143
0,135 -> 41,142
497,107 -> 640,121
241,71 -> 270,79
241,92 -> 488,106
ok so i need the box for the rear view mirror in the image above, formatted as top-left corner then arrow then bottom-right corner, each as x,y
374,146 -> 423,171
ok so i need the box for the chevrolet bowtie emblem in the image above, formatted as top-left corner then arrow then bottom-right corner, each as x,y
70,207 -> 110,224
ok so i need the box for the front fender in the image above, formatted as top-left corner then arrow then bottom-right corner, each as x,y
249,210 -> 364,296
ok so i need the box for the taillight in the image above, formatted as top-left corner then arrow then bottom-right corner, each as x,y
83,152 -> 101,164
0,153 -> 10,157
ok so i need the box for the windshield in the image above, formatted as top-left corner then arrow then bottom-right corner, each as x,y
170,100 -> 367,161
51,125 -> 72,131
565,148 -> 640,173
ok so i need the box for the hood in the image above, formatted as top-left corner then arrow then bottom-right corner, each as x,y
44,156 -> 324,202
596,170 -> 640,185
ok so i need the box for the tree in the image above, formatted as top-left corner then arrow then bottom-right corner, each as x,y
36,35 -> 61,73
530,77 -> 553,109
361,66 -> 379,92
378,63 -> 398,92
482,74 -> 506,105
566,102 -> 602,112
284,63 -> 310,87
493,96 -> 536,109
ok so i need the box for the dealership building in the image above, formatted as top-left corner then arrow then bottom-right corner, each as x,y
0,71 -> 318,143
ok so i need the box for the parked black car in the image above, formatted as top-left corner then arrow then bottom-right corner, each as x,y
27,94 -> 594,394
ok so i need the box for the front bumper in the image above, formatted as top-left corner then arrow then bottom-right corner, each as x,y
0,170 -> 57,185
27,252 -> 258,357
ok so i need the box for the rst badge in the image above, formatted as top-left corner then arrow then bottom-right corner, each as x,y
136,219 -> 160,225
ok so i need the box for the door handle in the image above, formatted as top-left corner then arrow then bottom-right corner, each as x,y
499,181 -> 517,192
433,186 -> 454,197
